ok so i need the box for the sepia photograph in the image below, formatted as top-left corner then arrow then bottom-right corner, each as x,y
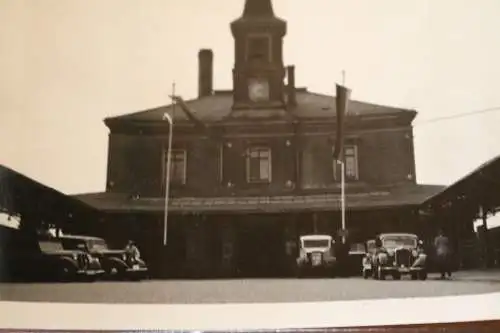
1,0 -> 500,331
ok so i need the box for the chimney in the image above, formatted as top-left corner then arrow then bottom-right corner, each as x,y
198,49 -> 213,98
287,65 -> 296,107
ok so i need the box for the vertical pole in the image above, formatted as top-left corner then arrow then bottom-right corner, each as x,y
313,213 -> 318,233
163,82 -> 175,246
341,160 -> 346,243
340,70 -> 346,244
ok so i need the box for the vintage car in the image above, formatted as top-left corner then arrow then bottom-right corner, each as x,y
6,235 -> 104,282
60,235 -> 148,280
369,233 -> 427,280
295,234 -> 337,277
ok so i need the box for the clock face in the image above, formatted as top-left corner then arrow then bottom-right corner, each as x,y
248,78 -> 270,102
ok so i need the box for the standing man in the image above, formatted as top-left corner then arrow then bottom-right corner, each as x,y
434,229 -> 452,279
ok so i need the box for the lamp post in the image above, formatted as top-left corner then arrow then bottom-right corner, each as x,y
339,159 -> 346,244
162,83 -> 176,246
162,111 -> 173,246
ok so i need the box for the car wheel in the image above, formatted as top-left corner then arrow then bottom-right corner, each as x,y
392,272 -> 401,280
418,271 -> 427,280
107,265 -> 125,280
58,263 -> 76,282
411,273 -> 418,280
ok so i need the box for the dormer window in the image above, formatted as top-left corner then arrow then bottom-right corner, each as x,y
246,34 -> 271,64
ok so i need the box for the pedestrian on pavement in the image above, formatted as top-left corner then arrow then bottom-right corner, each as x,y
434,229 -> 452,279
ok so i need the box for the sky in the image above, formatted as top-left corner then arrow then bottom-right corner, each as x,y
1,0 -> 500,204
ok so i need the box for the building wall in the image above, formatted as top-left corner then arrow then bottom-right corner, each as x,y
105,119 -> 416,198
106,133 -> 163,197
356,127 -> 416,185
299,126 -> 415,190
221,136 -> 296,196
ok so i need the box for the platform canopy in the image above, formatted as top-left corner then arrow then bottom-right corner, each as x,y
0,164 -> 97,229
73,184 -> 443,215
421,155 -> 500,218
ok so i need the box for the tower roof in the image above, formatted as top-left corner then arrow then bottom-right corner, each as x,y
231,0 -> 286,35
242,0 -> 275,18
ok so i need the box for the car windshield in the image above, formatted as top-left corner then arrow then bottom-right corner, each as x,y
39,241 -> 64,252
88,239 -> 109,251
62,239 -> 87,251
302,239 -> 330,248
382,236 -> 417,248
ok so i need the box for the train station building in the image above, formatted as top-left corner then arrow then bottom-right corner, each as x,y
70,0 -> 446,278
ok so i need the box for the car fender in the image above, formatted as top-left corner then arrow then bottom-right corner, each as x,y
412,253 -> 427,267
57,256 -> 79,270
105,257 -> 128,270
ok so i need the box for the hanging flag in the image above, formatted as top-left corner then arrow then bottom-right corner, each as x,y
169,95 -> 223,142
332,84 -> 351,161
169,95 -> 207,132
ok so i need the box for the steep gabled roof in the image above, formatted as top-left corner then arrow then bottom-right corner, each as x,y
104,88 -> 416,126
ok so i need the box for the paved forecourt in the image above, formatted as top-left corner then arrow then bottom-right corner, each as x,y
1,271 -> 500,304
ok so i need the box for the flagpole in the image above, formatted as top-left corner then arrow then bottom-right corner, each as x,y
340,71 -> 346,244
163,81 -> 175,246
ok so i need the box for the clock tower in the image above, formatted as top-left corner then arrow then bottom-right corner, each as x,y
230,0 -> 287,110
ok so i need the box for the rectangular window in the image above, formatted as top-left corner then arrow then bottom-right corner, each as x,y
332,145 -> 359,181
163,149 -> 187,185
246,147 -> 272,183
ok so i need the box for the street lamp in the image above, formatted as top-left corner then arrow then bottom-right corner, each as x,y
162,83 -> 176,246
162,111 -> 173,246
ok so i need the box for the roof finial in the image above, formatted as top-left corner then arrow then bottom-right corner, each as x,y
242,0 -> 275,17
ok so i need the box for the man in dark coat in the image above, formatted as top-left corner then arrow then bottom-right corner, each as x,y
434,229 -> 452,279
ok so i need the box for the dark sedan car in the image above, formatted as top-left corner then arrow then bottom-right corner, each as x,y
60,235 -> 148,280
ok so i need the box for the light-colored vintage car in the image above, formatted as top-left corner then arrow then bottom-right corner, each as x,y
295,234 -> 337,277
367,233 -> 427,280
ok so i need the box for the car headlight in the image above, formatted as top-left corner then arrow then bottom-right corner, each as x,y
72,253 -> 78,260
122,254 -> 127,261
